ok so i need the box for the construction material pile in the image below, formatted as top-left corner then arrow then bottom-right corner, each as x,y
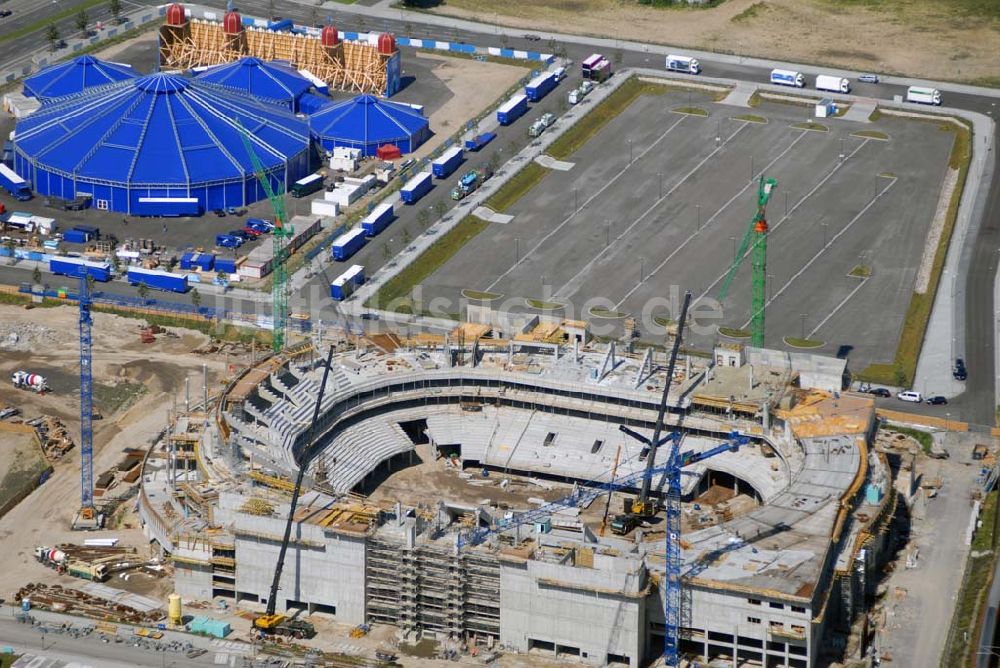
28,415 -> 75,461
240,497 -> 275,516
14,583 -> 163,624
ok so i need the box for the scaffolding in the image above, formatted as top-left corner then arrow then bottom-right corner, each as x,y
159,20 -> 399,96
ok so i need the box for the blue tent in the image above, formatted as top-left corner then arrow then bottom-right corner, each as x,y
195,57 -> 313,111
309,94 -> 430,157
13,73 -> 311,215
23,55 -> 138,102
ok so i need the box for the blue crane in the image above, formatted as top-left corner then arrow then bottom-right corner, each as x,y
74,269 -> 96,529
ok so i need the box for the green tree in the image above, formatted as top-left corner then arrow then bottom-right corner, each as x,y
45,24 -> 60,52
433,199 -> 447,218
401,228 -> 412,246
109,0 -> 122,24
489,151 -> 501,172
417,209 -> 430,229
191,288 -> 202,311
32,266 -> 42,285
136,282 -> 149,303
75,9 -> 89,37
381,242 -> 391,261
894,365 -> 907,388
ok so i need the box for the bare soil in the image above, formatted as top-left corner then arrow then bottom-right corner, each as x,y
431,0 -> 1000,84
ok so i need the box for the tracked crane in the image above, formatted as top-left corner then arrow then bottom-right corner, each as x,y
719,175 -> 778,348
235,117 -> 293,353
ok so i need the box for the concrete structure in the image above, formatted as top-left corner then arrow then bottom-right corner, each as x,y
141,335 -> 894,668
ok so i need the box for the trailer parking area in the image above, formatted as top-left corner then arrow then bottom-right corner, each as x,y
414,86 -> 958,372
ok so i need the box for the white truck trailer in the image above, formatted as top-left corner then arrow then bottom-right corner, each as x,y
906,86 -> 942,106
815,75 -> 850,94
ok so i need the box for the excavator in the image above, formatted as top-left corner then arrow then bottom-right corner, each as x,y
252,346 -> 335,641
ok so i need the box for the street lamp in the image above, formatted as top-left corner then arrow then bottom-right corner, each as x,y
730,235 -> 737,263
800,313 -> 808,339
822,222 -> 829,247
696,204 -> 702,233
639,256 -> 645,284
628,139 -> 633,163
658,171 -> 663,199
767,273 -> 774,301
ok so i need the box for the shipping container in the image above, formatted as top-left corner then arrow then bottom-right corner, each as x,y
291,173 -> 324,198
127,266 -> 188,293
134,197 -> 201,217
400,171 -> 433,204
330,264 -> 365,300
0,164 -> 31,201
361,201 -> 395,236
72,225 -> 100,239
214,257 -> 238,274
525,71 -> 558,102
311,199 -> 340,217
464,131 -> 497,152
331,227 -> 367,261
49,256 -> 111,282
432,147 -> 464,179
180,252 -> 215,272
496,94 -> 528,126
62,229 -> 91,244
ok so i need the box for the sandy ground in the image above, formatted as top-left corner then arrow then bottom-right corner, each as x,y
408,51 -> 528,162
432,0 -> 1000,83
0,303 -> 231,599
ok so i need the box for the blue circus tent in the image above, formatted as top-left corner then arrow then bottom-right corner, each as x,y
195,57 -> 313,111
22,55 -> 138,102
13,72 -> 312,215
309,94 -> 430,156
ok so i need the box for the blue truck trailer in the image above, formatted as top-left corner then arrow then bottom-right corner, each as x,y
330,264 -> 365,300
0,164 -> 32,201
127,266 -> 188,293
432,147 -> 464,179
331,227 -> 367,261
496,94 -> 528,126
464,132 -> 497,152
400,172 -> 433,205
525,71 -> 558,102
361,202 -> 395,236
49,256 -> 112,282
134,197 -> 201,217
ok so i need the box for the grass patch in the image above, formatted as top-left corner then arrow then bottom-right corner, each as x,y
859,118 -> 972,387
718,326 -> 751,339
733,114 -> 768,123
783,336 -> 824,349
849,265 -> 872,278
791,121 -> 830,132
879,171 -> 897,178
526,298 -> 565,310
589,306 -> 627,318
547,77 -> 668,160
882,425 -> 933,454
654,316 -> 675,327
462,289 -> 502,301
367,216 -> 489,311
484,162 -> 550,213
868,108 -> 883,122
852,130 -> 890,141
747,91 -> 762,108
0,655 -> 19,668
92,380 -> 146,415
731,1 -> 768,22
673,106 -> 709,116
943,490 -> 998,667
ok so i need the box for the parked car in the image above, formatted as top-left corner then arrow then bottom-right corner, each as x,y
228,229 -> 251,240
926,396 -> 948,405
0,9 -> 13,18
954,358 -> 967,380
241,226 -> 263,237
360,312 -> 379,321
216,235 -> 242,249
212,209 -> 226,217
867,388 -> 891,398
857,73 -> 880,84
246,218 -> 274,232
897,390 -> 922,403
522,33 -> 541,41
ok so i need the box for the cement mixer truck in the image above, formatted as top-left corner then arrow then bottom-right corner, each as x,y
12,371 -> 48,393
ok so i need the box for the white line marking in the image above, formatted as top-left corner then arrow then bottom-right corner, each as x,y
808,277 -> 870,338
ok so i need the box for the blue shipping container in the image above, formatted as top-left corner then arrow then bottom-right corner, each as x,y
127,267 -> 188,293
432,147 -> 464,179
180,252 -> 216,272
73,225 -> 100,239
49,257 -> 112,282
496,94 -> 528,125
465,132 -> 497,152
525,72 -> 557,102
62,229 -> 90,244
331,228 -> 367,261
361,202 -> 395,236
214,258 -> 237,274
400,172 -> 433,205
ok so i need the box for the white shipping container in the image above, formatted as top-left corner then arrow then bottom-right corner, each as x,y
311,199 -> 340,217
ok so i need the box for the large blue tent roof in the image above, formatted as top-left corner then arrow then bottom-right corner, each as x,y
195,57 -> 312,110
14,72 -> 310,187
23,55 -> 138,101
309,94 -> 429,149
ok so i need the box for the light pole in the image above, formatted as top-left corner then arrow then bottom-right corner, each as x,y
749,155 -> 754,182
839,137 -> 845,162
607,220 -> 611,247
800,313 -> 807,340
696,204 -> 702,233
628,139 -> 633,163
784,191 -> 788,217
767,273 -> 774,301
573,188 -> 578,211
639,256 -> 645,284
822,222 -> 828,247
716,118 -> 721,144
730,235 -> 737,263
514,237 -> 519,266
658,171 -> 663,199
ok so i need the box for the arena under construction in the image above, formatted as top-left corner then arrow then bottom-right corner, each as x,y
138,317 -> 898,668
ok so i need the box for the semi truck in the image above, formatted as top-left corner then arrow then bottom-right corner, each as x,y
290,173 -> 324,198
450,165 -> 493,201
525,71 -> 558,102
582,53 -> 612,81
49,256 -> 112,282
12,371 -> 48,393
361,201 -> 395,236
665,54 -> 701,75
0,164 -> 31,201
331,227 -> 367,261
815,75 -> 850,94
127,267 -> 188,293
770,69 -> 805,88
496,94 -> 528,126
906,86 -> 942,106
432,147 -> 464,179
330,264 -> 365,300
400,171 -> 433,205
464,132 -> 497,152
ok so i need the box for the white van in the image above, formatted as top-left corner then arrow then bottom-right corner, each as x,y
897,390 -> 922,403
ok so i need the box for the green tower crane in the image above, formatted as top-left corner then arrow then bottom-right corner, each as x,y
718,175 -> 777,348
235,117 -> 293,352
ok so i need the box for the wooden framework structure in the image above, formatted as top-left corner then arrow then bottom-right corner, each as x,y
159,19 -> 396,95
